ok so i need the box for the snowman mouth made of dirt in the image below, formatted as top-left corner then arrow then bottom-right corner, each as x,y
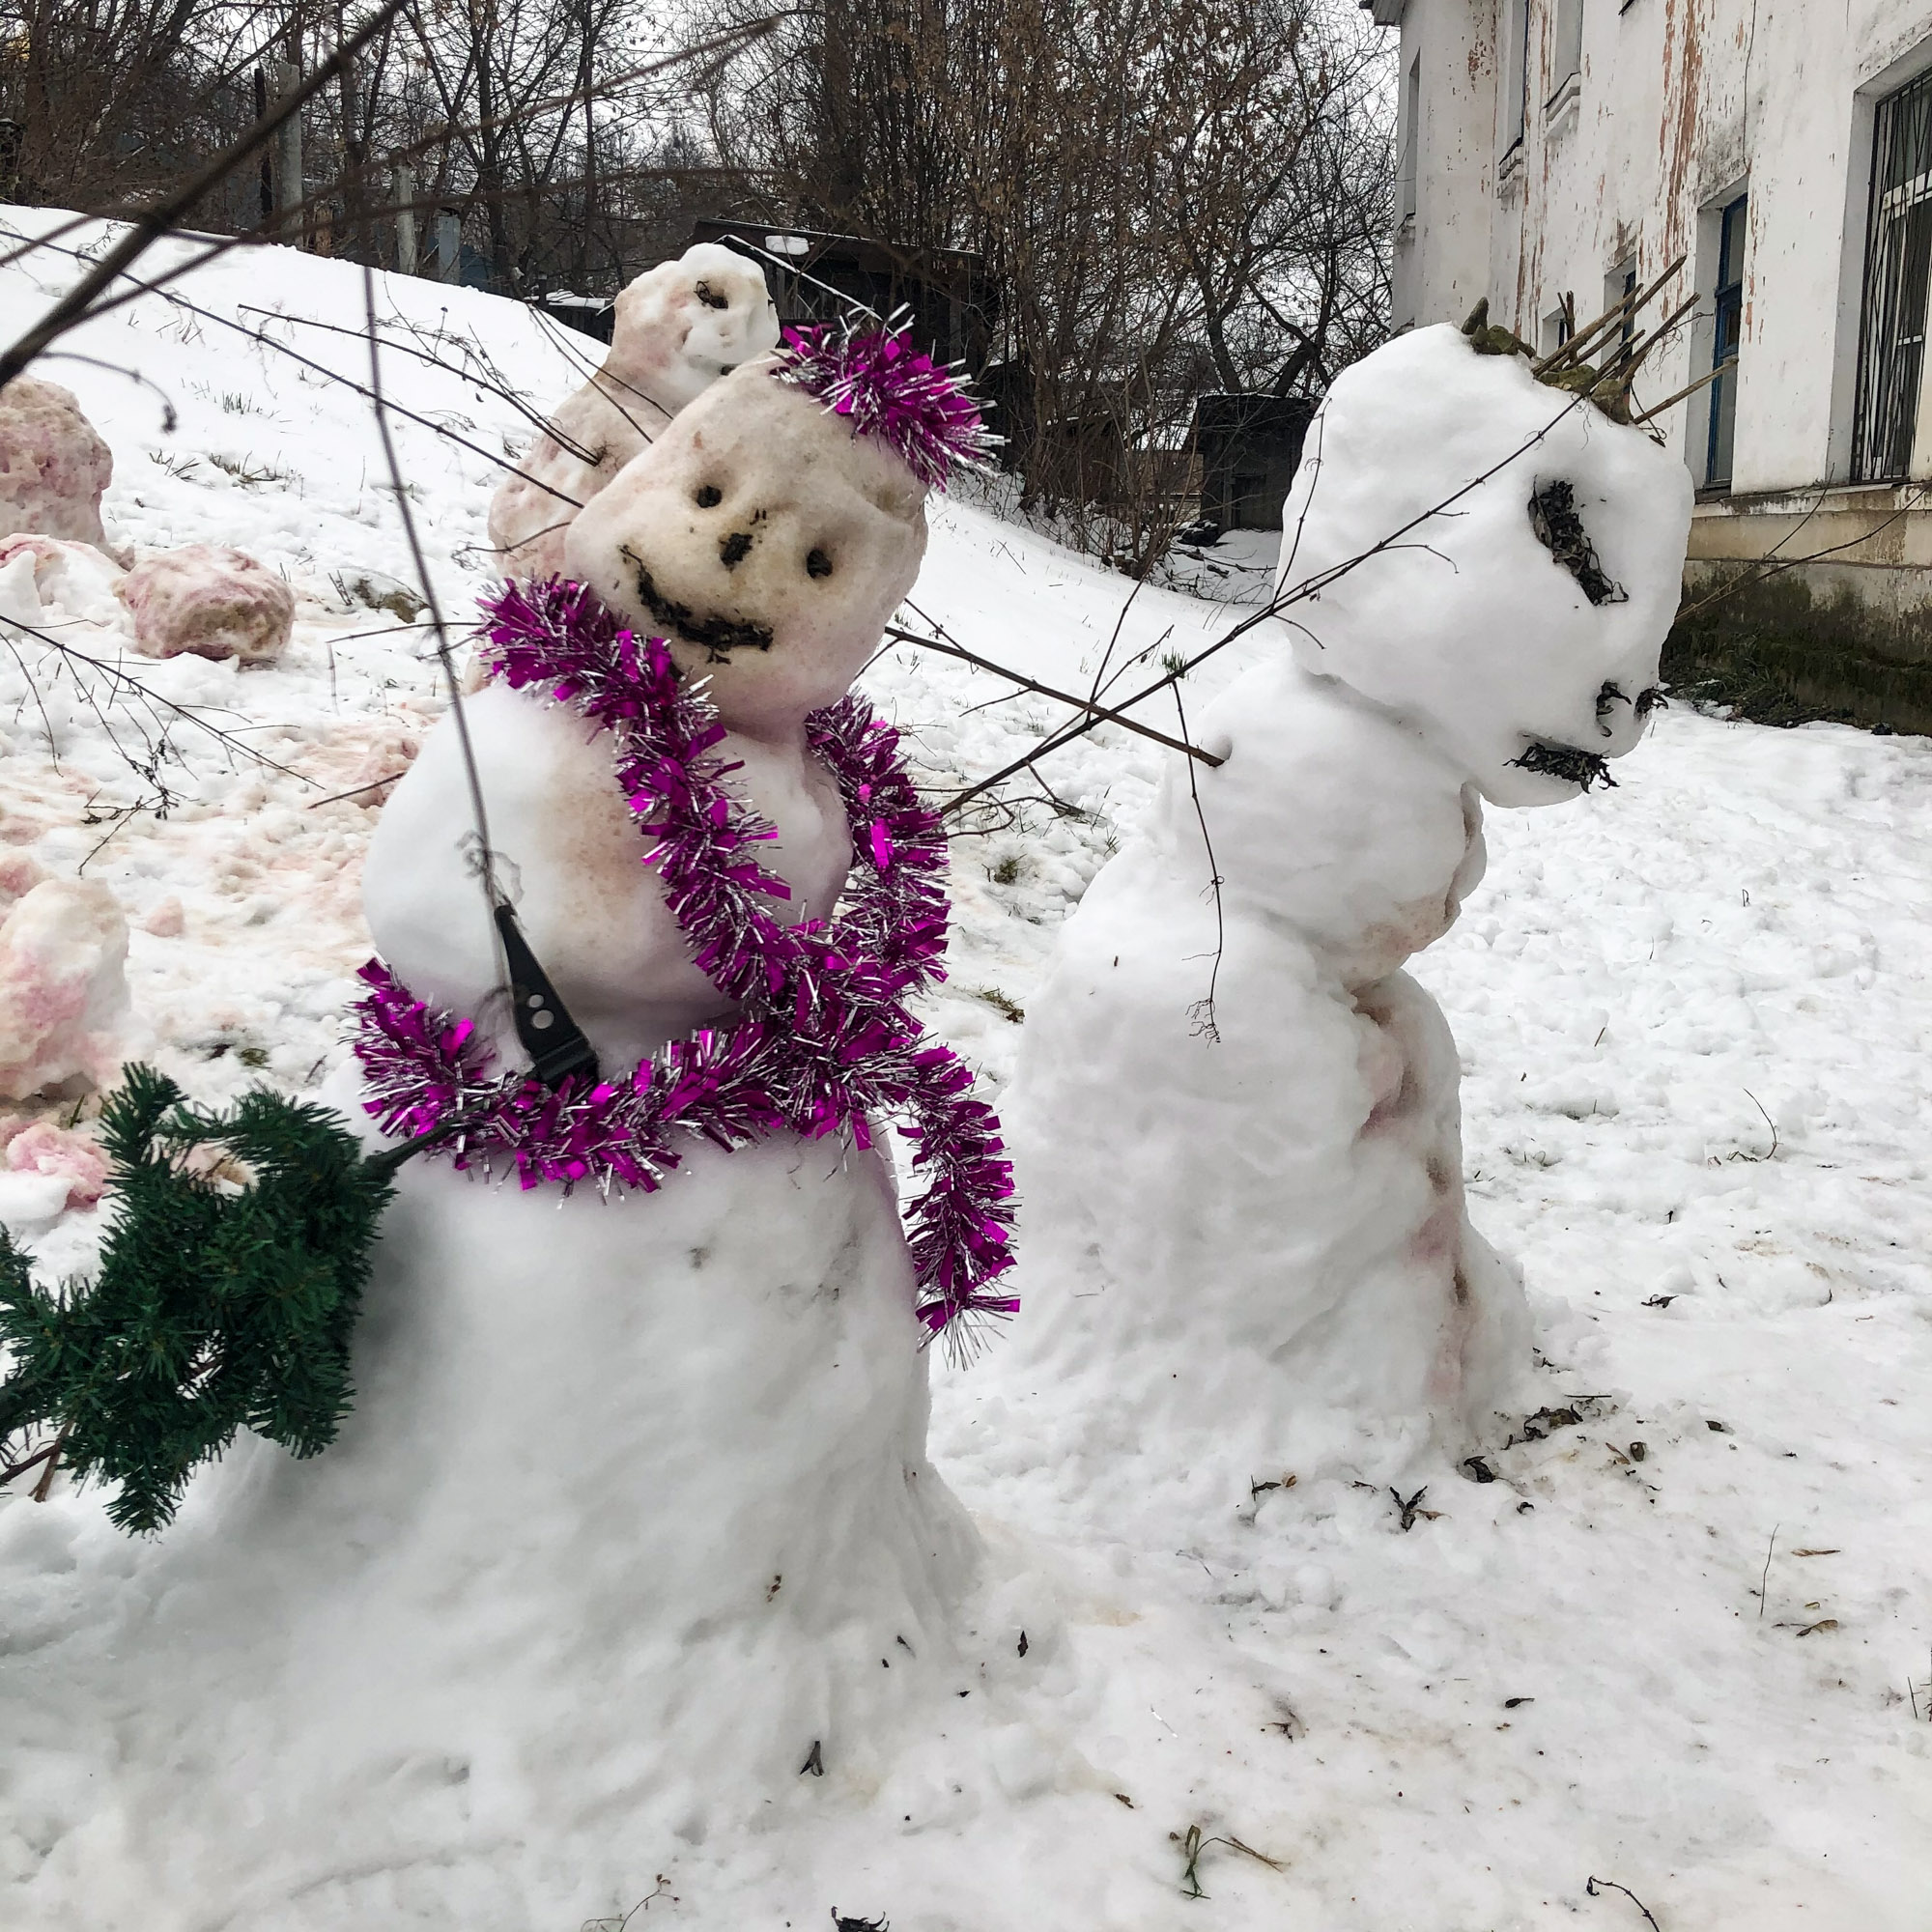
615,539 -> 775,661
1509,734 -> 1616,790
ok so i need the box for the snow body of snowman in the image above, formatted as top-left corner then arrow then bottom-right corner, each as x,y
486,242 -> 779,579
999,325 -> 1693,1496
1,343 -> 1015,1923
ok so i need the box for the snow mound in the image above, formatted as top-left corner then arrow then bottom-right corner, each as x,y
119,542 -> 294,663
0,373 -> 113,544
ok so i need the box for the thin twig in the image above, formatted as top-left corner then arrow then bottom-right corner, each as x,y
1675,479 -> 1932,622
33,351 -> 180,430
0,613 -> 314,783
1759,1524 -> 1778,1621
1536,255 -> 1687,376
241,303 -> 602,465
1174,685 -> 1225,1042
1631,359 -> 1736,427
361,265 -> 503,941
886,623 -> 1222,766
1600,296 -> 1698,384
29,1421 -> 71,1501
944,382 -> 1607,815
1586,1876 -> 1663,1932
304,772 -> 410,810
0,219 -> 590,515
0,1436 -> 61,1492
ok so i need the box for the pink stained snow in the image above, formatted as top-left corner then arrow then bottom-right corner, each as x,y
118,542 -> 294,664
0,208 -> 1926,1932
0,879 -> 130,1102
0,374 -> 114,546
3,1120 -> 108,1209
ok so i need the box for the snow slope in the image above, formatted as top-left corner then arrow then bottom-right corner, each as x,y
1,211 -> 1929,1929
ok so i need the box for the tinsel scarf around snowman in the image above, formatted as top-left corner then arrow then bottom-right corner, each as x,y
353,577 -> 1019,1348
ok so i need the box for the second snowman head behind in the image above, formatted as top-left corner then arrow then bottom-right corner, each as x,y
564,326 -> 991,739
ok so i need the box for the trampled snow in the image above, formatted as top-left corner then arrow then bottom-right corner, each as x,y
0,210 -> 1928,1929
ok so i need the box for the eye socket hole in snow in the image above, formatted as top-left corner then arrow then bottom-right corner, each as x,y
1528,479 -> 1626,607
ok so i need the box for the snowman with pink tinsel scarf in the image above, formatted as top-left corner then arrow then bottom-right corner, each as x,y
74,330 -> 1029,1890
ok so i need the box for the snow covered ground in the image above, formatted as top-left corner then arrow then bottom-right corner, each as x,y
1,211 -> 1929,1928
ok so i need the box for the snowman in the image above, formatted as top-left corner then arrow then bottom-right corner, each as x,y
0,329 -> 1021,1922
331,324 -> 1012,1776
486,242 -> 779,579
998,324 -> 1693,1499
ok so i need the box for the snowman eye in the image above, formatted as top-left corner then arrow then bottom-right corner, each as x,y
1528,480 -> 1625,607
805,549 -> 834,580
693,279 -> 730,311
694,484 -> 723,508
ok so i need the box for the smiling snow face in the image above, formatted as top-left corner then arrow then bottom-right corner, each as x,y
1275,324 -> 1694,808
609,244 -> 780,415
563,359 -> 928,736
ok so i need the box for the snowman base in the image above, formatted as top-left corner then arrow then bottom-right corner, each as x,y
1,1125 -> 992,1923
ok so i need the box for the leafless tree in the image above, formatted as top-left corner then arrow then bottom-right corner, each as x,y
700,0 -> 1393,567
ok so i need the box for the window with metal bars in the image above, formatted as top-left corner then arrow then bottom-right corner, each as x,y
1853,68 -> 1932,482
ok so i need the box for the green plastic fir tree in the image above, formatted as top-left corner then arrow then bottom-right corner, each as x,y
0,1065 -> 411,1534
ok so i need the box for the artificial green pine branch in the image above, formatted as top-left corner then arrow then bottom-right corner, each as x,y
0,1065 -> 412,1534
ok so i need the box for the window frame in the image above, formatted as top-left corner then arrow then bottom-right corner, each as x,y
1705,193 -> 1748,490
1851,67 -> 1932,482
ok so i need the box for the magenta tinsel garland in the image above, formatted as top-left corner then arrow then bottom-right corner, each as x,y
771,320 -> 997,490
352,577 -> 1018,1347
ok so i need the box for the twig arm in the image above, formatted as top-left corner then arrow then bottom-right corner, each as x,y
886,625 -> 1223,769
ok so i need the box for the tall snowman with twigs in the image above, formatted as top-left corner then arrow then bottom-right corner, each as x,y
998,322 -> 1694,1508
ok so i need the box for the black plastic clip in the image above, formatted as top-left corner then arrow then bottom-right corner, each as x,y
493,902 -> 600,1089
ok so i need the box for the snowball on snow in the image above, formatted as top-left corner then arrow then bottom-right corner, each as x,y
0,850 -> 49,914
140,894 -> 185,937
0,533 -> 128,626
4,1119 -> 108,1208
0,374 -> 114,546
117,543 -> 294,664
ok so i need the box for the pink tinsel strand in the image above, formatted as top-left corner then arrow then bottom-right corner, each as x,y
352,579 -> 1017,1350
771,321 -> 997,492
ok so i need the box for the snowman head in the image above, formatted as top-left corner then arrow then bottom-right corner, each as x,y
1274,324 -> 1693,807
607,243 -> 780,414
564,323 -> 993,737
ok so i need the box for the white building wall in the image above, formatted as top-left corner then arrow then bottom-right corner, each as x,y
1393,0 -> 1932,496
1389,0 -> 1497,333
